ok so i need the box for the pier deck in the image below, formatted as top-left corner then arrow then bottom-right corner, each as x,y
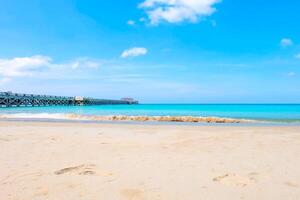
0,92 -> 137,107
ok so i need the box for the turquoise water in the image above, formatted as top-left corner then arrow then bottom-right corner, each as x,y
1,104 -> 300,122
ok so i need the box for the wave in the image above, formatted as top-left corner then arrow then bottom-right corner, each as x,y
0,113 -> 254,123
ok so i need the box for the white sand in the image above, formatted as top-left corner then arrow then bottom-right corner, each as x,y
0,121 -> 300,200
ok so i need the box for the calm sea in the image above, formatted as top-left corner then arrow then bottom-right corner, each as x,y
1,104 -> 300,122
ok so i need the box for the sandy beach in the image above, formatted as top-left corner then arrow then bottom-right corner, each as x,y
0,121 -> 300,200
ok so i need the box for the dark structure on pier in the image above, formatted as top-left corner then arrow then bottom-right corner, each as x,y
0,91 -> 138,107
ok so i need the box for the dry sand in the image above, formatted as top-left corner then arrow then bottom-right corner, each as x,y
0,121 -> 299,200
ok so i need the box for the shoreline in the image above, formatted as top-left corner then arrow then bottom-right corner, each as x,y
0,113 -> 290,124
0,113 -> 249,123
1,118 -> 300,127
1,113 -> 300,126
1,120 -> 300,128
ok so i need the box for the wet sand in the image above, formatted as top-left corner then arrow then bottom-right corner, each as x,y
0,121 -> 299,200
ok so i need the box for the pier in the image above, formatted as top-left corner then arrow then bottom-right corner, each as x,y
0,92 -> 138,107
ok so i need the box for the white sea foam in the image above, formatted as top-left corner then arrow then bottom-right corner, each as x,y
0,113 -> 250,123
0,113 -> 69,120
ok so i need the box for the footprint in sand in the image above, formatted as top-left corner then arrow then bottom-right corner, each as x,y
213,173 -> 256,187
34,187 -> 49,197
121,188 -> 145,200
0,137 -> 14,142
54,164 -> 96,175
285,182 -> 298,188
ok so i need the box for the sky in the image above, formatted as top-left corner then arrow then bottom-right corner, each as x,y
0,0 -> 300,103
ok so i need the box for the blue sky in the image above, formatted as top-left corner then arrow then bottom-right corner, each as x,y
0,0 -> 300,103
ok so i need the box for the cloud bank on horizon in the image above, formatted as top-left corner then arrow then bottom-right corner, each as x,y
0,56 -> 101,83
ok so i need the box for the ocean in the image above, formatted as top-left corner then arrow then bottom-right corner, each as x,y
1,104 -> 300,123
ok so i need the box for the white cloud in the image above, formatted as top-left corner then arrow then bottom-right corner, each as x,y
295,53 -> 300,59
280,38 -> 293,47
287,72 -> 296,76
69,58 -> 101,69
139,17 -> 146,22
127,20 -> 136,26
121,47 -> 148,58
0,55 -> 100,83
0,55 -> 51,78
139,0 -> 220,25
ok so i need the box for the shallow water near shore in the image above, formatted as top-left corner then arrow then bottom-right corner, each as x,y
1,118 -> 300,127
1,104 -> 300,123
